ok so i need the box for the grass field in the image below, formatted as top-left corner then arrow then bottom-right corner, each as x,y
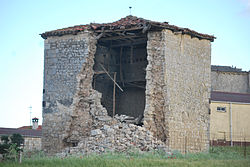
1,146 -> 250,167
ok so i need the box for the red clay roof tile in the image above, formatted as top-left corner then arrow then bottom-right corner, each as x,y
41,15 -> 215,41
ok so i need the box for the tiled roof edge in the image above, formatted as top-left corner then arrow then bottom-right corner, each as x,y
40,15 -> 215,41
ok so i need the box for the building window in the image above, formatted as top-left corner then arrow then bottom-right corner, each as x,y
217,107 -> 226,112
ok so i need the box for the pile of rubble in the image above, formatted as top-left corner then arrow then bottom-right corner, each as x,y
58,86 -> 169,156
61,114 -> 168,156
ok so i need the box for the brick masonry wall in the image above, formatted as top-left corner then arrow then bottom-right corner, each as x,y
144,30 -> 211,152
211,71 -> 249,93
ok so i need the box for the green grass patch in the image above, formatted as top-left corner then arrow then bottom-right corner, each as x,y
1,147 -> 250,167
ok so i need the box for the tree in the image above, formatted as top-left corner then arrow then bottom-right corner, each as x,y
0,133 -> 24,161
0,136 -> 10,154
0,143 -> 9,154
1,135 -> 9,144
10,134 -> 24,148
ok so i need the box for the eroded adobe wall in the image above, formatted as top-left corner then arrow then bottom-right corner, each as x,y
211,71 -> 249,93
42,31 -> 95,153
144,31 -> 169,142
144,30 -> 211,152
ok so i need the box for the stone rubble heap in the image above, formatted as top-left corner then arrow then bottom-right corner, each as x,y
62,114 -> 169,156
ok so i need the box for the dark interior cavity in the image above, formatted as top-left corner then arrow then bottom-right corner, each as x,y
92,32 -> 148,120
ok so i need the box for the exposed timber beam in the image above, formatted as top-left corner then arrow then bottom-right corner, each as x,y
98,63 -> 124,92
94,27 -> 143,33
110,39 -> 147,48
99,35 -> 137,41
94,71 -> 106,75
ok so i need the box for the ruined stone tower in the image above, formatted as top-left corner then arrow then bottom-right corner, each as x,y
41,16 -> 215,154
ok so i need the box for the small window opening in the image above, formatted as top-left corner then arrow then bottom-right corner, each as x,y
71,140 -> 79,147
217,107 -> 226,112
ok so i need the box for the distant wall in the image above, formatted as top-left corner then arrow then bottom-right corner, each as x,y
24,137 -> 41,150
211,71 -> 249,93
0,136 -> 41,151
210,102 -> 250,142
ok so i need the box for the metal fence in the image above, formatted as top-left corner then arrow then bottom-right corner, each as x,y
210,132 -> 250,146
166,130 -> 250,155
167,130 -> 209,153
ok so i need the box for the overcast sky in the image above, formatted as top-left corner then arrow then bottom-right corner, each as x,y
0,0 -> 249,128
